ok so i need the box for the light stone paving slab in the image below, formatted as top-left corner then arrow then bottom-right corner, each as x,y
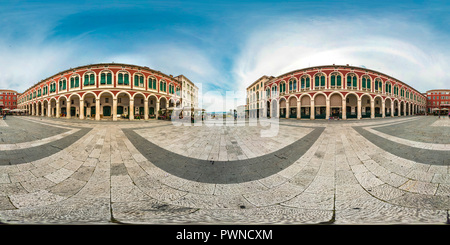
0,116 -> 449,224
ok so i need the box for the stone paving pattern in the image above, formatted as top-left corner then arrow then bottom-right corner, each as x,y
0,116 -> 449,224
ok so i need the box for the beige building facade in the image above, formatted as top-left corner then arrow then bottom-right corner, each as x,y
247,65 -> 427,119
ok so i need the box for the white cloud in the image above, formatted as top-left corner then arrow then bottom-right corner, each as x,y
232,16 -> 450,94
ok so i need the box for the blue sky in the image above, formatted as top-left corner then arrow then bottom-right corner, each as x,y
1,0 -> 449,108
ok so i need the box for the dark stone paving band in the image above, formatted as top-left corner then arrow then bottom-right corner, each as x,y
123,126 -> 325,184
353,126 -> 450,166
0,128 -> 92,165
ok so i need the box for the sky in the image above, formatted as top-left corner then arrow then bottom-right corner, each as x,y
1,0 -> 449,110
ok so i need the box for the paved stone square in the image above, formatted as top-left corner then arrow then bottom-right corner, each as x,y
0,115 -> 449,224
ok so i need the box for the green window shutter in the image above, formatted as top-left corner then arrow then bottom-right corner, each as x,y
315,76 -> 319,87
331,76 -> 335,86
90,74 -> 95,85
71,78 -> 74,88
134,75 -> 139,86
101,73 -> 106,84
118,73 -> 123,84
153,79 -> 156,89
107,73 -> 112,84
164,82 -> 166,92
306,78 -> 310,88
321,76 -> 325,86
353,77 -> 357,88
362,78 -> 366,88
337,75 -> 341,86
140,76 -> 144,86
63,80 -> 66,90
84,75 -> 89,86
367,79 -> 371,89
124,74 -> 129,85
75,77 -> 79,87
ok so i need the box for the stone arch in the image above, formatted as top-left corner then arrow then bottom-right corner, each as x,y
329,92 -> 343,118
313,93 -> 327,119
288,96 -> 298,118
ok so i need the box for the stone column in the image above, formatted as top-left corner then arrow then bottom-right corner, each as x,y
382,100 -> 386,118
310,99 -> 315,120
67,100 -> 71,119
276,101 -> 280,118
391,100 -> 394,117
144,99 -> 149,120
47,102 -> 51,117
156,100 -> 160,119
112,98 -> 117,121
129,99 -> 134,120
286,101 -> 290,119
79,100 -> 84,119
342,99 -> 347,120
370,98 -> 375,119
56,101 -> 60,118
41,103 -> 44,117
95,98 -> 100,121
297,100 -> 301,119
325,98 -> 330,120
357,99 -> 362,119
403,102 -> 406,116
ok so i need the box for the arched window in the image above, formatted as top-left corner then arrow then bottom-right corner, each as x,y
160,80 -> 167,92
100,71 -> 113,85
301,76 -> 310,90
385,81 -> 392,95
59,79 -> 67,91
148,77 -> 157,90
168,83 -> 175,94
289,78 -> 297,93
84,72 -> 96,86
374,78 -> 382,93
362,76 -> 371,91
346,73 -> 357,89
271,85 -> 278,97
314,73 -> 325,89
134,73 -> 144,87
330,72 -> 342,88
117,71 -> 130,85
70,75 -> 80,89
279,82 -> 286,94
50,82 -> 57,93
